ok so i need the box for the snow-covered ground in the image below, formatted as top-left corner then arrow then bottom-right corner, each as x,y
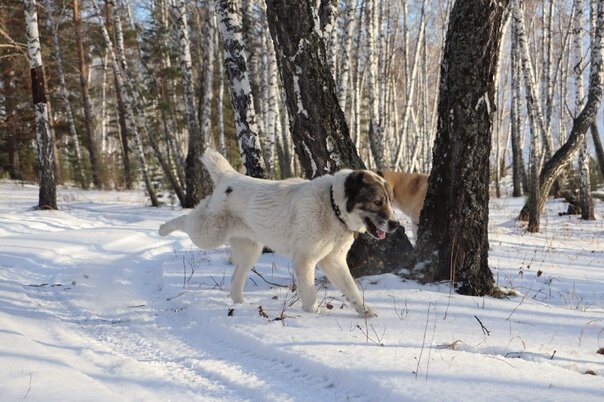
1,180 -> 603,401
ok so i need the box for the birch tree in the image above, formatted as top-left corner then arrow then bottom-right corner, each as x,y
365,0 -> 386,170
92,0 -> 159,207
575,0 -> 595,220
23,0 -> 56,209
113,0 -> 185,205
73,0 -> 102,189
216,0 -> 265,178
510,23 -> 527,197
169,0 -> 213,206
44,0 -> 86,189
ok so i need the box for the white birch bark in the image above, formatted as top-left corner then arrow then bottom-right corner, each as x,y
337,0 -> 355,111
365,0 -> 385,170
198,8 -> 216,146
511,0 -> 553,159
217,40 -> 227,157
575,0 -> 595,219
43,0 -> 86,188
23,0 -> 56,209
393,0 -> 426,170
321,0 -> 338,81
216,0 -> 266,178
91,0 -> 158,207
100,52 -> 108,155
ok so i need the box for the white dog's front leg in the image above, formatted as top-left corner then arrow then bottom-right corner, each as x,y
229,238 -> 263,303
293,256 -> 319,313
320,254 -> 376,317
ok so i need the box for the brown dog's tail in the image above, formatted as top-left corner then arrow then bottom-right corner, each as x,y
201,148 -> 238,186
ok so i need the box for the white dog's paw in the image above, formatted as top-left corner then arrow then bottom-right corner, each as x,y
302,303 -> 319,314
354,304 -> 377,318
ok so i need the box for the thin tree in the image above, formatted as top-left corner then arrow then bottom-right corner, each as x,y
44,0 -> 87,189
91,0 -> 159,207
73,0 -> 102,189
23,0 -> 56,209
575,0 -> 595,220
169,0 -> 213,206
413,0 -> 510,295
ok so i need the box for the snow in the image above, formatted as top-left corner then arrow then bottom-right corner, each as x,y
1,181 -> 603,401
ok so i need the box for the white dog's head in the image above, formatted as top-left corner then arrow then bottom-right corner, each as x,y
335,170 -> 398,239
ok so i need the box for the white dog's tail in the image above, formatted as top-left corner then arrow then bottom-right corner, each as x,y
158,215 -> 187,236
201,148 -> 237,185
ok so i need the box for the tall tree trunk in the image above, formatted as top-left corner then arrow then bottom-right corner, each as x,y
521,0 -> 603,231
266,0 -> 413,278
365,0 -> 386,170
216,0 -> 266,178
170,0 -> 213,207
265,0 -> 364,177
577,0 -> 595,220
337,0 -> 355,111
590,122 -> 604,177
73,0 -> 102,189
216,39 -> 227,157
393,0 -> 427,170
510,23 -> 526,197
92,0 -> 159,207
113,0 -> 186,205
23,0 -> 57,209
413,0 -> 509,295
44,0 -> 86,189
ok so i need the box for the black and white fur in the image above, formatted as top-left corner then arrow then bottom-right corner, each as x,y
159,149 -> 397,317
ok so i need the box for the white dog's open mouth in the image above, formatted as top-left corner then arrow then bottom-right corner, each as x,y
364,217 -> 386,240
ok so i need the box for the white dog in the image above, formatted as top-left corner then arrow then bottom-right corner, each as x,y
159,149 -> 398,317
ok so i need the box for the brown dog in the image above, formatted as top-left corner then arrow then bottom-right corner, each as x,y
377,171 -> 428,227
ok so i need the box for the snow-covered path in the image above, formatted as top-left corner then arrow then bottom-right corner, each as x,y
1,182 -> 603,401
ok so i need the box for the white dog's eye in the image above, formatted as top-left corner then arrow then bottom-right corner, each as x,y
374,199 -> 383,207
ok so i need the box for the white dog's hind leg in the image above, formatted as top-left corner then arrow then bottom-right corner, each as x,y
229,237 -> 263,303
320,254 -> 376,317
293,255 -> 319,313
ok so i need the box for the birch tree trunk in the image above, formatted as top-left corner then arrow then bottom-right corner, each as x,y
92,0 -> 159,207
23,0 -> 56,209
216,39 -> 227,157
113,0 -> 186,205
216,0 -> 266,178
393,0 -> 427,170
591,122 -> 604,177
169,0 -> 213,206
510,23 -> 527,197
365,0 -> 386,170
44,0 -> 86,189
413,0 -> 509,294
521,0 -> 603,231
320,0 -> 338,81
511,0 -> 554,159
577,0 -> 595,220
73,0 -> 102,189
337,0 -> 355,111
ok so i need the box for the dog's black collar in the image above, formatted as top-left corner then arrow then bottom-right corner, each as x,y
329,185 -> 347,227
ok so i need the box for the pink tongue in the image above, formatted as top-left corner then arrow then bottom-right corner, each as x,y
377,229 -> 386,240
